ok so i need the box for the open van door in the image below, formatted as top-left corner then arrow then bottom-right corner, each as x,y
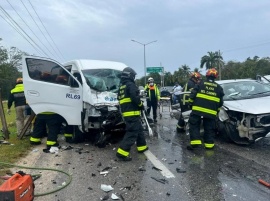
22,56 -> 82,125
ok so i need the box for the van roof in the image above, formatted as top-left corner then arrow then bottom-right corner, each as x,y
63,59 -> 128,71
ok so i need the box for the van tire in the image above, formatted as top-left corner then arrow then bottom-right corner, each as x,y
73,126 -> 85,143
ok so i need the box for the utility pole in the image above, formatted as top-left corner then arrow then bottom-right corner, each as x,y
131,39 -> 157,86
0,88 -> 9,139
218,50 -> 221,80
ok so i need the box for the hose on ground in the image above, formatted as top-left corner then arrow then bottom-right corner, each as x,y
0,161 -> 72,197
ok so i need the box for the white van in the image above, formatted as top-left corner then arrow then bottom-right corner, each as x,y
22,56 -> 128,142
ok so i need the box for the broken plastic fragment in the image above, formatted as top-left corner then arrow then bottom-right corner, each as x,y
100,171 -> 109,175
49,146 -> 59,154
101,194 -> 109,200
101,184 -> 114,192
111,193 -> 119,200
176,168 -> 186,173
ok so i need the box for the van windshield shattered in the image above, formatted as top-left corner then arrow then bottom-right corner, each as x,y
82,69 -> 122,92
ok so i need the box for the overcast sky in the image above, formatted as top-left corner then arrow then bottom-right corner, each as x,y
1,0 -> 270,77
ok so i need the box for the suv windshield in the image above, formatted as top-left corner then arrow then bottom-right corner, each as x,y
222,81 -> 270,101
82,69 -> 122,92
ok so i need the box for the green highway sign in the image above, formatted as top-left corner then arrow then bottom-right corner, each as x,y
147,67 -> 163,73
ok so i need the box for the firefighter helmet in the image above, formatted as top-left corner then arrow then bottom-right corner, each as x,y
190,72 -> 201,80
121,67 -> 137,80
206,68 -> 218,78
16,77 -> 23,84
148,77 -> 154,83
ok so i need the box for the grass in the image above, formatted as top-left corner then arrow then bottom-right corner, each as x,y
0,101 -> 33,184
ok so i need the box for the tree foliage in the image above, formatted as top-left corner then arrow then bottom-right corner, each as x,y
0,39 -> 27,99
200,51 -> 224,69
135,53 -> 270,89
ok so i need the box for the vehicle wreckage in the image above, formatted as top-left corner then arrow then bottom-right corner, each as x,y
22,57 -> 131,147
171,79 -> 270,145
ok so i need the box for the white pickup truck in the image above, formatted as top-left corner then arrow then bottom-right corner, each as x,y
22,56 -> 128,144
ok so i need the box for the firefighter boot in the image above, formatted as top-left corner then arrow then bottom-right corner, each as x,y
116,153 -> 132,161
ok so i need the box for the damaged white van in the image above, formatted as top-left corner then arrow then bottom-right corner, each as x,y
22,56 -> 128,145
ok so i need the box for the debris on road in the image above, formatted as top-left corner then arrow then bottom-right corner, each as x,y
0,140 -> 10,145
101,167 -> 112,171
176,167 -> 186,173
138,166 -> 146,171
150,176 -> 168,184
100,171 -> 109,175
152,166 -> 162,171
100,194 -> 109,200
101,184 -> 114,192
258,179 -> 270,188
111,193 -> 120,200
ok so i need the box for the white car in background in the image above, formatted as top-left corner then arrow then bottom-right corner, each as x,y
257,74 -> 270,83
216,79 -> 270,144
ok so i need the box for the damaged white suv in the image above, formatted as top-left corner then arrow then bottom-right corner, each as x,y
216,79 -> 270,144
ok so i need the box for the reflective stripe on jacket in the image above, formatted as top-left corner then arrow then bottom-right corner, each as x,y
189,80 -> 224,119
7,84 -> 26,108
144,84 -> 160,101
118,79 -> 142,118
182,79 -> 196,106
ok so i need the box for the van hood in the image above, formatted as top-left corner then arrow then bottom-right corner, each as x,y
224,96 -> 270,114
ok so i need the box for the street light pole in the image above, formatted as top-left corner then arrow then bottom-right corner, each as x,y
131,39 -> 157,86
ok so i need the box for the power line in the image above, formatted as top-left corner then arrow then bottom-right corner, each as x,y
222,40 -> 270,53
27,0 -> 66,61
0,13 -> 42,55
6,0 -> 55,58
21,1 -> 62,60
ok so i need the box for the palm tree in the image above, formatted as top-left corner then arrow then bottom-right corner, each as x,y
200,51 -> 223,70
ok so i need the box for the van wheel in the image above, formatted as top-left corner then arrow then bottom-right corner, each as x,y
95,132 -> 110,148
73,126 -> 85,143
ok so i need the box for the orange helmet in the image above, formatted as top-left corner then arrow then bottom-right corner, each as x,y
16,77 -> 23,84
190,72 -> 201,80
206,68 -> 218,78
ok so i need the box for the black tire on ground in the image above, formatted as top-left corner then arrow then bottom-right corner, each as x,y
73,126 -> 86,143
218,120 -> 250,145
217,121 -> 232,142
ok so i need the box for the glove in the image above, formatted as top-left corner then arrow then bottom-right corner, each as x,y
139,104 -> 145,111
7,109 -> 11,115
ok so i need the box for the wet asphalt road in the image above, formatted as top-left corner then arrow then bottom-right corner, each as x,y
16,106 -> 270,201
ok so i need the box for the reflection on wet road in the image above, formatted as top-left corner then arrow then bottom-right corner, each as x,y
142,107 -> 270,201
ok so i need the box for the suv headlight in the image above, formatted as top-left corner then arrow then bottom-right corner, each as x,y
218,108 -> 229,121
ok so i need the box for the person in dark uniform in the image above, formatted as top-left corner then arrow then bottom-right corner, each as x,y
144,77 -> 160,123
30,112 -> 62,149
116,67 -> 148,161
7,78 -> 30,136
176,72 -> 201,132
187,68 -> 224,150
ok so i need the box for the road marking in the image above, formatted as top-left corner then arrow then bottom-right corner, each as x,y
144,150 -> 175,178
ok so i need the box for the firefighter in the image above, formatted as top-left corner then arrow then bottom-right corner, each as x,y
116,67 -> 148,161
187,68 -> 224,150
30,112 -> 62,149
7,78 -> 31,136
144,77 -> 160,123
176,72 -> 201,132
